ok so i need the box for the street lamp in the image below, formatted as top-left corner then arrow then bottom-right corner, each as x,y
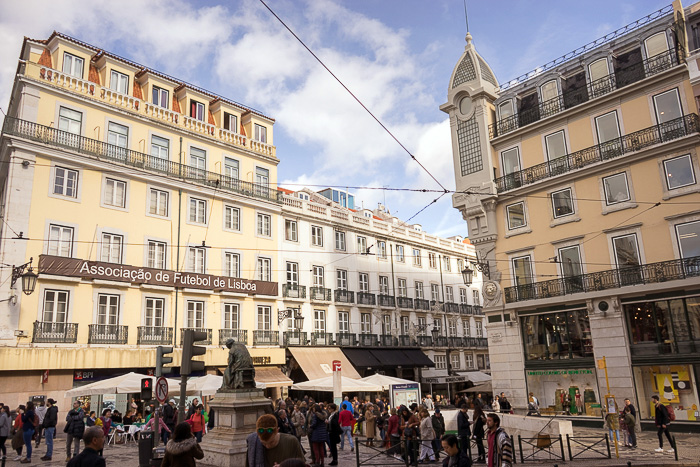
461,263 -> 474,286
462,252 -> 491,286
12,258 -> 37,296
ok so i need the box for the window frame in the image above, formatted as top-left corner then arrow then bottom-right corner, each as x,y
224,205 -> 241,232
545,130 -> 568,161
47,224 -> 74,257
101,232 -> 123,264
147,240 -> 167,269
338,311 -> 349,333
311,225 -> 323,247
396,245 -> 405,262
256,212 -> 272,237
285,219 -> 298,242
644,31 -> 669,59
148,187 -> 169,218
62,52 -> 84,79
152,86 -> 169,109
415,281 -> 424,299
222,302 -> 240,330
594,110 -> 621,144
110,70 -> 129,95
602,172 -> 631,205
379,275 -> 389,295
357,236 -> 367,254
359,273 -> 369,293
186,300 -> 205,328
188,197 -> 208,225
335,231 -> 346,251
144,297 -> 165,327
257,305 -> 272,331
506,202 -> 527,230
257,257 -> 272,282
42,289 -> 69,324
254,124 -> 268,143
336,269 -> 348,290
58,106 -> 83,135
377,241 -> 387,259
675,220 -> 700,259
551,188 -> 575,218
413,248 -> 422,267
151,135 -> 169,160
190,100 -> 205,122
663,154 -> 696,190
107,121 -> 129,149
224,251 -> 240,278
652,88 -> 683,125
97,293 -> 121,325
188,246 -> 206,273
103,177 -> 127,209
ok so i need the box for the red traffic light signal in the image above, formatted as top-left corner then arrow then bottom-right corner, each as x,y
141,377 -> 152,400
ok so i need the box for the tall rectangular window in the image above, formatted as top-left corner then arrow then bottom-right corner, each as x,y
336,269 -> 348,290
58,107 -> 82,135
62,53 -> 84,78
612,234 -> 641,268
257,306 -> 271,330
401,316 -> 409,334
107,122 -> 128,148
285,220 -> 298,241
257,257 -> 272,281
545,131 -> 567,160
443,256 -> 451,272
463,320 -> 471,337
190,100 -> 205,121
429,253 -> 437,269
676,221 -> 700,258
431,284 -> 440,302
498,100 -> 514,120
190,147 -> 206,170
664,155 -> 696,189
254,124 -> 267,143
645,31 -> 669,58
473,290 -> 480,306
224,252 -> 240,277
256,167 -> 270,188
540,79 -> 559,102
53,166 -> 79,198
396,245 -> 405,262
476,322 -> 483,337
145,298 -> 164,327
101,233 -> 123,264
512,256 -> 533,288
313,266 -> 324,287
501,147 -> 520,175
257,213 -> 271,237
603,173 -> 631,205
224,206 -> 240,231
382,315 -> 391,334
361,313 -> 372,334
377,241 -> 387,259
434,355 -> 447,370
359,273 -> 369,292
286,262 -> 299,286
43,290 -> 68,323
379,276 -> 389,294
551,188 -> 574,218
224,113 -> 238,132
48,224 -> 73,257
104,178 -> 126,208
398,279 -> 407,297
450,354 -> 461,370
465,353 -> 474,368
97,294 -> 120,325
506,202 -> 526,229
314,310 -> 326,333
224,157 -> 239,180
186,300 -> 204,328
110,70 -> 129,94
595,111 -> 621,144
152,86 -> 169,109
459,288 -> 467,304
188,247 -> 205,273
149,188 -> 168,216
147,240 -> 166,269
335,231 -> 346,251
559,245 -> 583,278
189,197 -> 207,224
653,88 -> 682,124
413,248 -> 422,266
357,236 -> 367,254
151,135 -> 169,159
311,226 -> 323,246
223,303 -> 239,329
415,281 -> 424,299
338,311 -> 349,333
445,286 -> 454,302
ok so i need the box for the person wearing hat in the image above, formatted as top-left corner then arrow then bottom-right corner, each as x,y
245,414 -> 304,467
431,407 -> 445,462
40,399 -> 58,461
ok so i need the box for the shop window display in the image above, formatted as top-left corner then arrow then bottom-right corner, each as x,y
525,369 -> 600,416
521,309 -> 593,360
632,364 -> 699,421
625,295 -> 700,355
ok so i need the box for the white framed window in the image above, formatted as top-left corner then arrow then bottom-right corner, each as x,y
653,88 -> 682,124
434,355 -> 447,370
190,147 -> 206,170
551,188 -> 574,218
311,225 -> 323,246
224,252 -> 240,277
459,288 -> 467,304
104,178 -> 127,208
463,320 -> 471,337
359,273 -> 369,293
313,266 -> 324,287
110,70 -> 129,94
189,197 -> 207,224
314,310 -> 326,333
545,130 -> 567,161
445,286 -> 454,303
361,313 -> 372,334
382,315 -> 391,334
101,233 -> 123,263
286,262 -> 299,286
588,58 -> 610,82
512,255 -> 533,289
433,319 -> 442,334
62,53 -> 84,78
401,316 -> 409,334
379,275 -> 389,294
257,213 -> 271,237
501,147 -> 520,176
152,86 -> 168,109
254,124 -> 267,143
450,354 -> 461,370
415,281 -> 424,299
558,245 -> 583,278
186,300 -> 204,328
644,31 -> 669,58
398,278 -> 407,297
417,317 -> 427,335
465,353 -> 474,369
224,157 -> 239,180
58,107 -> 82,135
145,297 -> 164,327
357,235 -> 367,254
676,220 -> 700,258
506,202 -> 526,229
298,192 -> 310,201
396,245 -> 405,262
188,247 -> 206,273
335,231 -> 346,251
431,283 -> 440,302
457,259 -> 464,272
43,290 -> 69,323
224,206 -> 240,231
612,233 -> 641,268
190,100 -> 205,122
428,253 -> 437,269
336,269 -> 348,290
255,167 -> 269,187
413,248 -> 422,266
97,294 -> 120,325
476,321 -> 483,337
285,220 -> 298,242
223,303 -> 239,329
377,241 -> 387,259
472,289 -> 480,306
338,311 -> 349,333
498,100 -> 514,120
149,188 -> 168,217
48,224 -> 73,257
595,111 -> 621,144
151,135 -> 169,159
540,79 -> 559,102
603,173 -> 631,205
147,240 -> 166,269
257,257 -> 272,281
224,113 -> 238,133
107,122 -> 128,148
257,305 -> 271,330
443,256 -> 451,272
663,155 -> 696,189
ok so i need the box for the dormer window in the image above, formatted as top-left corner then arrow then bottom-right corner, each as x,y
298,193 -> 309,201
498,100 -> 514,120
190,100 -> 205,122
589,58 -> 609,82
540,80 -> 559,103
62,53 -> 84,79
254,124 -> 267,143
110,70 -> 129,95
152,86 -> 169,109
364,212 -> 371,218
644,32 -> 668,58
224,112 -> 238,133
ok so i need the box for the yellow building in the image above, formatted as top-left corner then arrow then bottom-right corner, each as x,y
444,1 -> 700,424
0,32 -> 290,408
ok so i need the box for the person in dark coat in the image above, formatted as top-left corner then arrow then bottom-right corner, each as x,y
162,422 -> 204,467
308,404 -> 328,466
472,405 -> 486,463
65,401 -> 85,462
441,434 -> 472,467
652,395 -> 675,453
40,399 -> 58,461
20,401 -> 37,463
457,404 -> 472,459
67,426 -> 105,467
327,404 -> 341,466
431,408 -> 446,461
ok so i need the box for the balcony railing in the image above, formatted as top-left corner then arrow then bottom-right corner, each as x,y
334,289 -> 355,303
310,287 -> 332,301
378,294 -> 395,307
459,304 -> 473,315
219,329 -> 247,345
2,117 -> 282,203
284,331 -> 307,346
434,336 -> 448,347
137,326 -> 173,345
464,337 -> 488,348
336,332 -> 357,346
311,332 -> 334,346
397,297 -> 414,309
89,324 -> 128,344
473,306 -> 484,316
398,335 -> 414,346
379,335 -> 395,346
444,302 -> 460,314
357,292 -> 376,306
253,330 -> 279,346
180,328 -> 212,345
415,299 -> 430,311
283,284 -> 306,299
505,256 -> 700,303
494,114 -> 700,192
448,337 -> 463,348
416,335 -> 433,347
489,49 -> 679,138
359,334 -> 379,346
32,321 -> 78,343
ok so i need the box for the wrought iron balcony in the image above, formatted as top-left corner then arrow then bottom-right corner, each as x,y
359,334 -> 379,346
434,336 -> 448,347
397,296 -> 414,309
334,289 -> 355,303
416,335 -> 433,347
180,328 -> 212,345
311,332 -> 334,346
283,284 -> 306,299
253,330 -> 279,346
357,292 -> 376,306
284,331 -> 307,346
444,302 -> 460,314
89,324 -> 128,344
489,49 -> 679,138
378,294 -> 395,307
414,299 -> 430,311
494,114 -> 699,192
505,256 -> 700,304
310,287 -> 332,301
219,329 -> 247,345
398,335 -> 414,346
459,304 -> 473,315
473,306 -> 484,316
137,326 -> 173,345
336,332 -> 358,346
464,337 -> 488,348
379,335 -> 395,346
32,321 -> 78,343
448,337 -> 464,348
2,117 -> 282,203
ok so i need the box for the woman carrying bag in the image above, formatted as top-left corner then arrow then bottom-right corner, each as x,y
161,422 -> 204,467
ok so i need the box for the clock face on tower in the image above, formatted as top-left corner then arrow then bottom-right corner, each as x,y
459,96 -> 473,116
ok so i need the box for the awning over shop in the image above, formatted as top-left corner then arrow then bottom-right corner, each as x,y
255,367 -> 293,387
342,348 -> 435,369
423,371 -> 491,385
456,381 -> 493,393
456,371 -> 492,383
288,347 -> 361,380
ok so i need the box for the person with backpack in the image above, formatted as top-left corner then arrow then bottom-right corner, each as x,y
40,399 -> 58,461
652,395 -> 676,453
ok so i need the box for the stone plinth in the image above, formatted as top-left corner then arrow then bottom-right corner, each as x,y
199,389 -> 272,467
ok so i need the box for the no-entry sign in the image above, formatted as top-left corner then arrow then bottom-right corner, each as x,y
155,376 -> 169,404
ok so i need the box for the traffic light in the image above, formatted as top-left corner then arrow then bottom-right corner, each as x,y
141,378 -> 152,400
181,329 -> 207,376
156,346 -> 174,377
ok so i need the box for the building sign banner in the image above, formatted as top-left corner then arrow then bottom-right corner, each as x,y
39,255 -> 278,296
526,369 -> 594,376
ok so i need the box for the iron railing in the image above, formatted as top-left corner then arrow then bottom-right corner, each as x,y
336,332 -> 357,346
444,302 -> 460,313
3,117 -> 282,203
464,337 -> 488,348
505,256 -> 700,303
253,330 -> 279,346
334,289 -> 355,303
489,49 -> 679,138
414,299 -> 430,311
398,335 -> 414,346
284,331 -> 307,346
473,306 -> 484,315
137,326 -> 173,345
89,324 -> 128,344
379,335 -> 395,346
311,332 -> 334,346
448,337 -> 463,348
378,294 -> 395,307
566,434 -> 611,460
459,304 -> 474,315
495,113 -> 699,192
397,296 -> 414,309
416,335 -> 433,347
282,284 -> 306,299
434,336 -> 449,347
518,434 -> 566,463
310,287 -> 332,301
219,329 -> 247,345
180,328 -> 212,345
359,334 -> 379,347
32,321 -> 78,343
357,292 -> 376,306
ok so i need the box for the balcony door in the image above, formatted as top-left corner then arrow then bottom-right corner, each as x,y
145,298 -> 165,327
559,246 -> 583,293
512,256 -> 534,299
501,148 -> 521,189
43,290 -> 69,324
186,301 -> 204,328
97,294 -> 120,325
286,262 -> 299,287
595,111 -> 621,158
612,234 -> 642,285
314,310 -> 326,333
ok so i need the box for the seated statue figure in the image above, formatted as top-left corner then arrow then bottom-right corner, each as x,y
222,338 -> 256,389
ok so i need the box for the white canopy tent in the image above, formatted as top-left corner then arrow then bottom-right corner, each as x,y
186,374 -> 265,396
65,372 -> 180,397
359,374 -> 417,391
291,376 -> 383,392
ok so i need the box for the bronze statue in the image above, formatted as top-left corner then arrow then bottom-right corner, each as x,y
222,338 -> 256,390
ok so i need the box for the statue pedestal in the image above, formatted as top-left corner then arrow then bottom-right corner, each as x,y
199,389 -> 272,467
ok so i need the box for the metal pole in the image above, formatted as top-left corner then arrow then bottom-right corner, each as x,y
559,434 -> 565,461
518,435 -> 524,464
178,376 -> 187,424
566,434 -> 572,461
154,401 -> 160,447
605,432 -> 610,458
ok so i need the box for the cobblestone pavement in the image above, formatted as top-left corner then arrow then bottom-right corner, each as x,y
8,425 -> 697,467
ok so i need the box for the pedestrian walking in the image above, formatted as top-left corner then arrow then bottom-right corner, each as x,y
161,422 -> 204,467
440,434 -> 471,467
308,404 -> 328,466
65,400 -> 85,461
364,404 -> 376,447
187,406 -> 206,443
486,413 -> 512,467
338,404 -> 354,452
40,399 -> 58,461
12,405 -> 25,461
386,408 -> 401,459
0,405 -> 11,460
457,403 -> 472,459
431,407 -> 445,462
20,401 -> 37,463
652,395 -> 676,453
418,409 -> 436,463
34,401 -> 47,449
326,403 -> 341,466
162,400 -> 176,444
623,406 -> 637,448
472,404 -> 486,464
245,414 -> 304,467
67,426 -> 105,467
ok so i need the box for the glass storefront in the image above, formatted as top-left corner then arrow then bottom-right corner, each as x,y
625,295 -> 700,355
525,368 -> 600,416
521,309 -> 593,360
632,364 -> 700,421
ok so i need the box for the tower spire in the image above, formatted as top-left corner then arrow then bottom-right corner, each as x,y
464,0 -> 472,45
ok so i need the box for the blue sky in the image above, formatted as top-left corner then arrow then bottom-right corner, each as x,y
0,0 -> 669,237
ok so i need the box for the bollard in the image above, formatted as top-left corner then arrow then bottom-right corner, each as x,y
355,436 -> 360,466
